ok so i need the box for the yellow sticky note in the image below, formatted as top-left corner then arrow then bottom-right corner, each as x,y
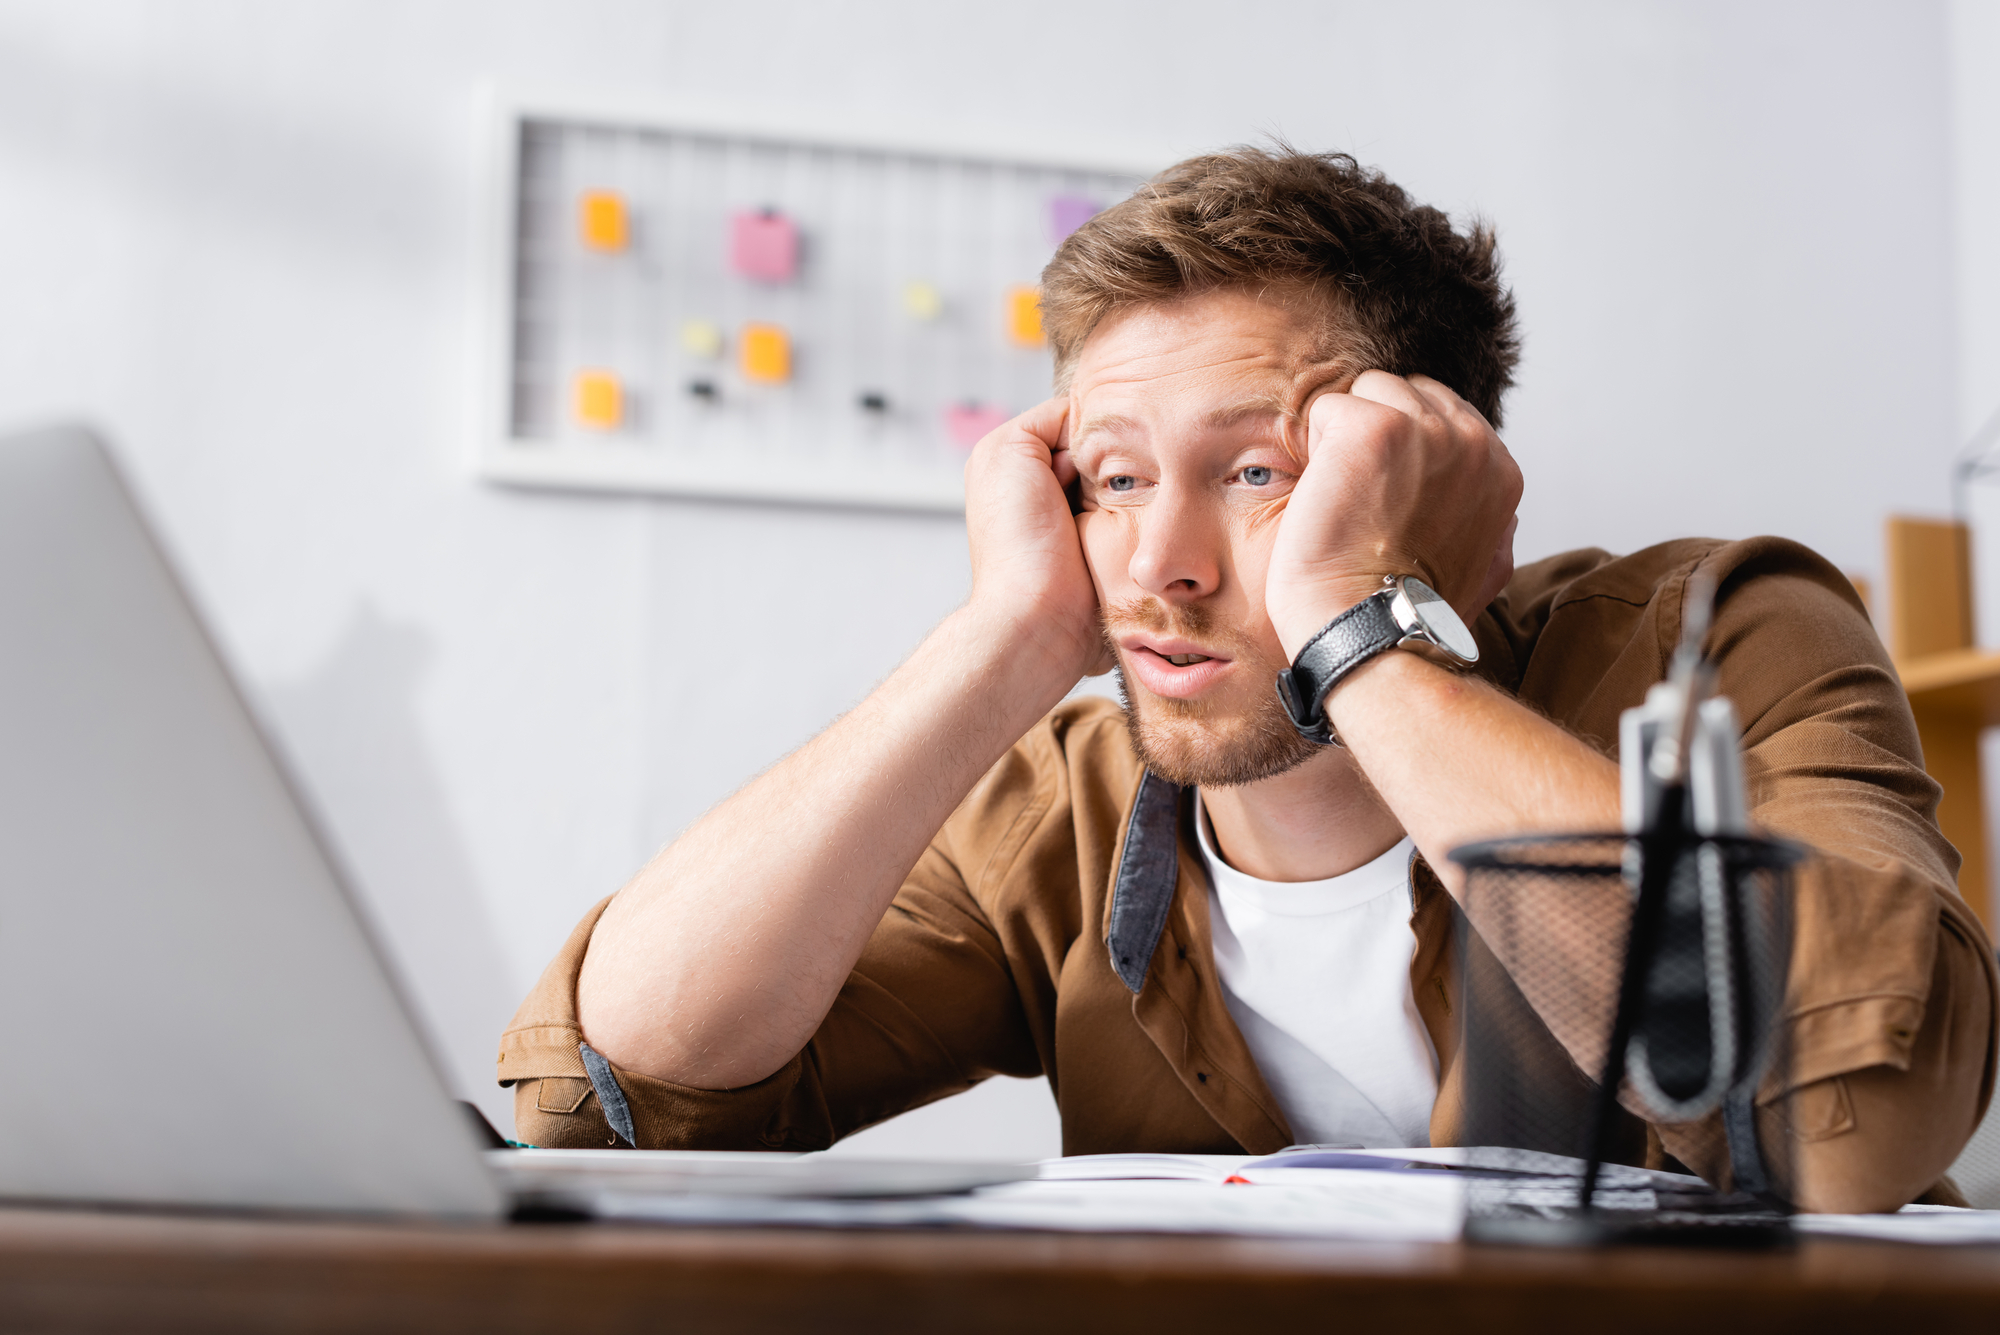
1006,285 -> 1044,347
573,370 -> 622,428
680,318 -> 723,359
740,323 -> 791,384
580,191 -> 628,252
903,280 -> 943,322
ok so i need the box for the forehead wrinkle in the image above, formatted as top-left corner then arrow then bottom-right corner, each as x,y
1071,412 -> 1142,450
1198,394 -> 1295,434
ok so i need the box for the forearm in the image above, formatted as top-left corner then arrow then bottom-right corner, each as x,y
1328,651 -> 1621,892
1786,905 -> 1995,1211
1331,651 -> 1628,1081
1335,650 -> 1996,1210
1658,898 -> 1996,1211
577,604 -> 1077,1090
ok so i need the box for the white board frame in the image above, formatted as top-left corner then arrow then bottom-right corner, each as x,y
470,88 -> 1170,513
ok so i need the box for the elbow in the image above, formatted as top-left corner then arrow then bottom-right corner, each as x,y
577,944 -> 797,1092
1788,1065 -> 1983,1213
574,929 -> 685,1086
1788,932 -> 1995,1213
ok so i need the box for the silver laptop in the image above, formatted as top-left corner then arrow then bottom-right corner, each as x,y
0,425 -> 1028,1217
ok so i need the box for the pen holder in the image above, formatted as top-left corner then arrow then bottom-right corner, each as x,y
1446,832 -> 1801,1247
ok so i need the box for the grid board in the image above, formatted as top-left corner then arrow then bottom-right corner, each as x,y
480,104 -> 1149,511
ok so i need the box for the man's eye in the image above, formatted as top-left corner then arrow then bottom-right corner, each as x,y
1242,466 -> 1274,486
1107,476 -> 1137,492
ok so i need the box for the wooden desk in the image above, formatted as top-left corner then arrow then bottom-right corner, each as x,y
2,1206 -> 1996,1334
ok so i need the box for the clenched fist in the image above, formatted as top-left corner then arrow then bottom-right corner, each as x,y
963,397 -> 1113,684
1266,371 -> 1522,660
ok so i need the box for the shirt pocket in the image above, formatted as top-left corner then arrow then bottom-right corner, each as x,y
533,1076 -> 594,1116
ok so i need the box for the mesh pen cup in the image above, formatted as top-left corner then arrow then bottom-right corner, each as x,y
1447,832 -> 1802,1246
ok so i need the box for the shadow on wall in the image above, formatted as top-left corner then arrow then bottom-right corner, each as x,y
263,603 -> 519,1133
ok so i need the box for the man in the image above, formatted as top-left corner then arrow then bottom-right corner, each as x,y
500,147 -> 1996,1212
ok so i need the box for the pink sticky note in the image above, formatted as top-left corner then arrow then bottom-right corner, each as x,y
944,402 -> 1010,449
1049,194 -> 1100,244
730,209 -> 799,282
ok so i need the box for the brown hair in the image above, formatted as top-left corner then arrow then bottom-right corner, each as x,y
1041,146 -> 1521,426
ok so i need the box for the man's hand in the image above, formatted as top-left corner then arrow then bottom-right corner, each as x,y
1265,372 -> 1523,659
964,397 -> 1112,680
580,398 -> 1111,1092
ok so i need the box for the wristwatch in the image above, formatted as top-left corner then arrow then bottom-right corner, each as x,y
1275,575 -> 1480,745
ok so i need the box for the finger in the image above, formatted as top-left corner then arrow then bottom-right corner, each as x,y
1394,372 -> 1458,421
1303,383 -> 1407,459
1405,377 -> 1508,459
1011,396 -> 1069,451
1051,444 -> 1079,490
1401,373 -> 1465,415
1012,397 -> 1075,485
1346,369 -> 1434,422
1474,424 -> 1524,510
1402,373 -> 1486,426
969,398 -> 1070,486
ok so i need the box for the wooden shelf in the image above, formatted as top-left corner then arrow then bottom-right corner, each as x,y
1898,647 -> 2000,718
1886,517 -> 1996,928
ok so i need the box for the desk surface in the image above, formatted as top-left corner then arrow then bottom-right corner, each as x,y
2,1206 -> 1999,1334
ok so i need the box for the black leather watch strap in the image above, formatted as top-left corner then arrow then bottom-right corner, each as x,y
1274,590 -> 1402,745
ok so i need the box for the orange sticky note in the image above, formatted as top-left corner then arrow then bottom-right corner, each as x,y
573,370 -> 622,428
740,323 -> 791,383
580,191 -> 628,252
1006,285 -> 1044,347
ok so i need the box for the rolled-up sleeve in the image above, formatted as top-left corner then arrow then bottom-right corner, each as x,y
1653,547 -> 1999,1210
501,842 -> 1044,1152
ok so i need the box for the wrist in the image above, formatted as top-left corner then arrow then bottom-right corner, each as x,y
1273,575 -> 1392,661
957,599 -> 1101,693
1322,649 -> 1453,748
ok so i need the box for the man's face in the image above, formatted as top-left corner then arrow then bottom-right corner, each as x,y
1068,288 -> 1352,788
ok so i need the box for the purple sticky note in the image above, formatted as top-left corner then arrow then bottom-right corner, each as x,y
1049,195 -> 1100,244
944,402 -> 1010,450
730,210 -> 799,282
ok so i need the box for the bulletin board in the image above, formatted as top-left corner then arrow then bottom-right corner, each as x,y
476,97 -> 1154,512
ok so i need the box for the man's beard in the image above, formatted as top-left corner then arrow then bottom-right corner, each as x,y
1102,598 -> 1321,789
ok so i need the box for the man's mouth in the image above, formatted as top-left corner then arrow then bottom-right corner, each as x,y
1116,639 -> 1234,701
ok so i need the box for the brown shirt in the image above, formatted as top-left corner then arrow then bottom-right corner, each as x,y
500,538 -> 1998,1212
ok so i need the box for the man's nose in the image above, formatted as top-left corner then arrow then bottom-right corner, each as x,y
1127,485 -> 1221,603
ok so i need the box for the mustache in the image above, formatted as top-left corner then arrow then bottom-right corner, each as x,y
1098,597 -> 1269,663
1099,597 -> 1213,638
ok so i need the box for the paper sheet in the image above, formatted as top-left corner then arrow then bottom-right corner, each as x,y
592,1171 -> 1465,1242
1793,1204 -> 2000,1245
513,1147 -> 2000,1245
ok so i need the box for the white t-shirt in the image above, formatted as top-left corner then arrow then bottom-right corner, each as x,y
1194,794 -> 1438,1148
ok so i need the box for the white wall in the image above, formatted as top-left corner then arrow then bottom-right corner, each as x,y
1955,0 -> 2000,442
0,0 -> 1965,1149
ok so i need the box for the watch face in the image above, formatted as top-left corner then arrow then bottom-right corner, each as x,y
1399,578 -> 1480,664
